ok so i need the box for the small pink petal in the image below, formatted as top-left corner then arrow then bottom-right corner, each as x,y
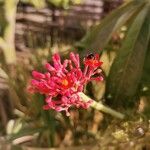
32,71 -> 45,79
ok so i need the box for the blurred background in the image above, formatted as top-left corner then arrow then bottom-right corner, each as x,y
0,0 -> 150,149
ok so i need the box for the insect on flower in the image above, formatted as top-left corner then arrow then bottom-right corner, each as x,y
84,53 -> 103,68
86,53 -> 95,59
28,52 -> 103,116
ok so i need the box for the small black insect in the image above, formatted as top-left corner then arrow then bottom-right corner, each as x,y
86,53 -> 95,60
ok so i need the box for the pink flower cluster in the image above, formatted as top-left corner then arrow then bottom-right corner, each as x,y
28,52 -> 103,115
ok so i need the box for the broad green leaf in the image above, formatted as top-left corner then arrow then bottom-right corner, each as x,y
141,41 -> 150,95
76,0 -> 145,56
106,6 -> 150,108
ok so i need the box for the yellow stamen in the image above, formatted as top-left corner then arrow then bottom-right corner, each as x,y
62,79 -> 69,86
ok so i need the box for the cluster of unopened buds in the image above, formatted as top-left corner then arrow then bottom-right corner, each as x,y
28,52 -> 124,119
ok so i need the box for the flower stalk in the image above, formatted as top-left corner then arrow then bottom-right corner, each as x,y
78,92 -> 125,119
28,52 -> 124,119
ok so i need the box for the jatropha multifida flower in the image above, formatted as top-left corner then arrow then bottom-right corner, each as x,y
28,52 -> 103,116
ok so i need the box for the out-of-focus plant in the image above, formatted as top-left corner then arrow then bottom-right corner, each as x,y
3,49 -> 61,147
76,0 -> 150,112
0,0 -> 19,133
0,0 -> 18,65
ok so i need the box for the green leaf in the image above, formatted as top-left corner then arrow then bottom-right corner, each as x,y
37,94 -> 56,147
106,6 -> 150,108
76,0 -> 145,56
141,41 -> 150,95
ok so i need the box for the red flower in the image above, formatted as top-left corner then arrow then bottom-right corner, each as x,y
84,53 -> 103,68
28,52 -> 103,116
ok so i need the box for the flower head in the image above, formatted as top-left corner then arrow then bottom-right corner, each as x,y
28,52 -> 103,115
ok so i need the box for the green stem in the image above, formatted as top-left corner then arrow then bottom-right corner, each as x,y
3,0 -> 18,64
78,92 -> 125,119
